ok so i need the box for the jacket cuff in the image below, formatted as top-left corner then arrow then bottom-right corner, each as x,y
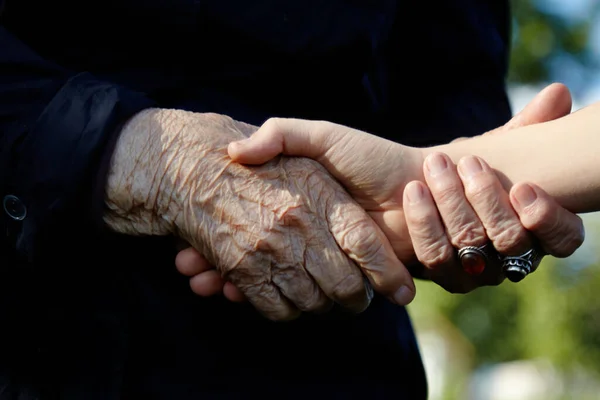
2,72 -> 155,261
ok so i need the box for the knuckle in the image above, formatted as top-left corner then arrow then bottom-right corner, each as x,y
262,117 -> 283,134
242,282 -> 301,321
490,223 -> 529,254
272,270 -> 319,308
359,233 -> 386,266
338,220 -> 384,265
203,112 -> 224,120
547,225 -> 585,258
521,199 -> 555,232
277,205 -> 307,228
430,180 -> 461,202
418,241 -> 454,270
465,176 -> 496,202
206,112 -> 234,127
450,220 -> 487,247
524,204 -> 586,257
407,211 -> 439,237
406,211 -> 429,227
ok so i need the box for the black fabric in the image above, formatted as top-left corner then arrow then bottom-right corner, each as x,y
0,1 -> 512,398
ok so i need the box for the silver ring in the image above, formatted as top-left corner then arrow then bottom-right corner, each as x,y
458,243 -> 500,276
502,248 -> 545,282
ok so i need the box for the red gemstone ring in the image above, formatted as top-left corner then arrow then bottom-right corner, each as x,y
458,243 -> 499,276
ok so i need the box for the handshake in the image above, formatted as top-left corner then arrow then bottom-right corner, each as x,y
104,84 -> 584,321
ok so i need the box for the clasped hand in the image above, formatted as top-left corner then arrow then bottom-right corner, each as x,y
103,109 -> 412,321
177,84 -> 585,310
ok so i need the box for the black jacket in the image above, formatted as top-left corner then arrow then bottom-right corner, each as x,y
0,1 -> 511,398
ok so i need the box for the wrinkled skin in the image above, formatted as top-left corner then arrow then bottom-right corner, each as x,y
103,109 -> 410,320
224,84 -> 581,294
225,119 -> 523,294
176,83 -> 585,303
228,118 -> 427,271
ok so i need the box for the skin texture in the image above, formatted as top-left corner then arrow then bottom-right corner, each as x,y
176,84 -> 585,300
102,109 -> 414,320
224,119 -> 511,294
211,84 -> 584,295
176,84 -> 585,301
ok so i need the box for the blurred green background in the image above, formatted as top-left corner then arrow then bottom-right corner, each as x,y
407,1 -> 600,399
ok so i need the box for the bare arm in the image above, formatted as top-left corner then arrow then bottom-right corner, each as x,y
428,102 -> 600,213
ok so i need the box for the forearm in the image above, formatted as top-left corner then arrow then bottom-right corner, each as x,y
423,102 -> 600,213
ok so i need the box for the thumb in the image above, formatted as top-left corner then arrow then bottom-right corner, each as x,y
505,82 -> 572,130
228,118 -> 336,164
487,83 -> 572,136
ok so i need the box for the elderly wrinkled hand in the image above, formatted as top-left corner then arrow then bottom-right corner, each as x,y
102,108 -> 414,321
402,84 -> 583,291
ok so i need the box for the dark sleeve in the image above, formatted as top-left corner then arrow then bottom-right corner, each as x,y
0,25 -> 156,262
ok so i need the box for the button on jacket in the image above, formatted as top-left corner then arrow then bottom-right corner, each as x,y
0,1 -> 511,399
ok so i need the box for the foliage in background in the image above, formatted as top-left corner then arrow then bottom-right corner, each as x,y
508,0 -> 593,84
411,257 -> 600,376
507,0 -> 600,106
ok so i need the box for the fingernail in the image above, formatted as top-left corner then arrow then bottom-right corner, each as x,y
513,183 -> 537,209
458,156 -> 483,179
426,153 -> 448,177
393,285 -> 414,306
405,182 -> 424,204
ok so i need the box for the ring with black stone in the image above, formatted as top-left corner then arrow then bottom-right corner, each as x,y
502,248 -> 545,282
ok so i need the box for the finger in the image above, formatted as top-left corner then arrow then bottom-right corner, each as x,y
485,83 -> 572,136
324,181 -> 415,307
227,256 -> 300,321
223,282 -> 246,303
263,182 -> 362,312
423,153 -> 487,249
271,252 -> 333,314
299,241 -> 358,313
176,247 -> 213,276
179,244 -> 299,317
504,83 -> 572,130
189,271 -> 227,297
228,118 -> 331,165
510,183 -> 585,258
403,181 -> 455,270
228,118 -> 400,204
212,184 -> 332,319
457,156 -> 532,256
221,214 -> 332,315
250,218 -> 332,314
214,236 -> 302,321
402,180 -> 505,291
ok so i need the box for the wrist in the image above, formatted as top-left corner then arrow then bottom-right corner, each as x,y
103,108 -> 183,235
103,108 -> 249,238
